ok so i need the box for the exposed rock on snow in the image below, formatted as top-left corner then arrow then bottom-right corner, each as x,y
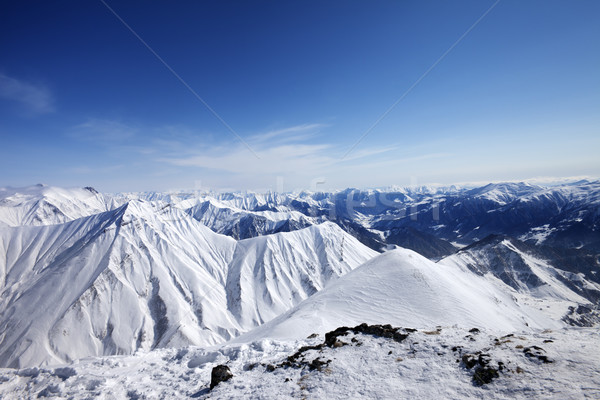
2,326 -> 598,399
562,304 -> 600,327
210,365 -> 233,390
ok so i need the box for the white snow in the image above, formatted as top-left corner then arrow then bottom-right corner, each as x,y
0,182 -> 599,398
0,200 -> 375,368
1,327 -> 598,399
0,185 -> 117,227
441,239 -> 600,320
233,249 -> 559,345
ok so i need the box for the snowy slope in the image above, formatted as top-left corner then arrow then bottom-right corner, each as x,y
2,320 -> 598,399
0,201 -> 375,368
0,185 -> 117,227
225,222 -> 375,329
0,201 -> 236,368
441,236 -> 600,321
233,249 -> 558,345
187,198 -> 316,239
442,237 -> 598,302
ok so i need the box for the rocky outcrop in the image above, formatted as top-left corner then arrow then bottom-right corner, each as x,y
210,365 -> 233,390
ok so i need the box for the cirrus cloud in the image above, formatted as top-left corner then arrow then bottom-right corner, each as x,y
0,73 -> 54,115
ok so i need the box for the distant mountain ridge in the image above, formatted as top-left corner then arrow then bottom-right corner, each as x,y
156,181 -> 600,265
0,184 -> 118,227
5,180 -> 598,255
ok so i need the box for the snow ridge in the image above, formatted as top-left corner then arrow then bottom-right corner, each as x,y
0,200 -> 375,368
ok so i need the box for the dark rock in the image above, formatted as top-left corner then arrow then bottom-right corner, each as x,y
210,365 -> 233,390
461,354 -> 478,369
324,323 -> 411,347
325,326 -> 352,346
469,328 -> 480,334
283,343 -> 325,369
392,332 -> 410,342
53,367 -> 77,381
279,323 -> 414,373
461,352 -> 491,370
460,351 -> 502,385
308,358 -> 330,371
472,365 -> 499,385
264,364 -> 276,372
523,346 -> 553,363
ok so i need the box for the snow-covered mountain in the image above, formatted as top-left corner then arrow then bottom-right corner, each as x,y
0,180 -> 598,373
234,248 -> 558,344
0,181 -> 599,398
12,180 -> 597,256
0,184 -> 118,227
0,200 -> 375,368
121,180 -> 600,260
186,198 -> 316,240
440,235 -> 600,326
442,235 -> 600,304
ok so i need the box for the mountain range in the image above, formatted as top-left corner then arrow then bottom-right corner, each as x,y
0,180 -> 598,371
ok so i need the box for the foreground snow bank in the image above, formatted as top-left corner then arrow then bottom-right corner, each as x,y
1,326 -> 598,399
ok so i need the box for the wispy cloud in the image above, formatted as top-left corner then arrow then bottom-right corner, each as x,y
162,142 -> 335,175
0,73 -> 54,115
248,123 -> 328,143
70,119 -> 137,142
339,145 -> 399,162
154,123 -> 445,190
157,125 -> 331,180
61,121 -> 452,191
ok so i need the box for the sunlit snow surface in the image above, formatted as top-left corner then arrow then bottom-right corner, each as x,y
233,249 -> 559,345
0,182 -> 599,398
0,327 -> 598,399
0,200 -> 375,368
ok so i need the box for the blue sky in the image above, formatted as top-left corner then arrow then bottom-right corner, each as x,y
1,1 -> 599,192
